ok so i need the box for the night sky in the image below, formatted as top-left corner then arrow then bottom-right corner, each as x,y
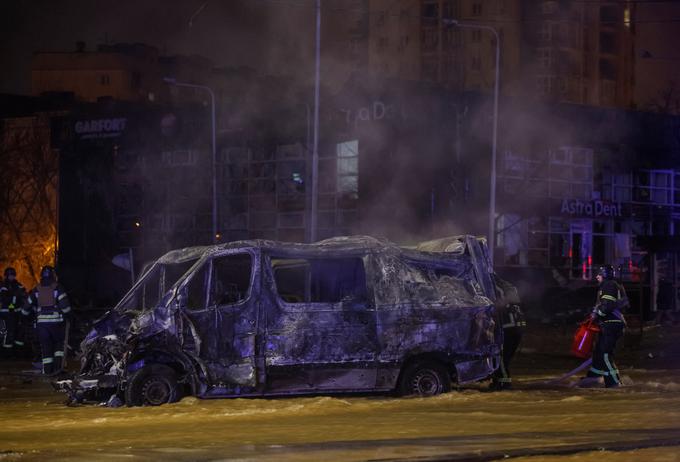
3,0 -> 680,107
0,0 -> 302,95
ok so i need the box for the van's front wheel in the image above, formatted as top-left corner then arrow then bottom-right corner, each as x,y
399,360 -> 451,397
125,364 -> 181,406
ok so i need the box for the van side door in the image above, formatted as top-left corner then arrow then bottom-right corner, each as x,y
263,253 -> 378,393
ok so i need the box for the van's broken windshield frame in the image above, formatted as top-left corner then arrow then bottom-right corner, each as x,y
115,256 -> 202,314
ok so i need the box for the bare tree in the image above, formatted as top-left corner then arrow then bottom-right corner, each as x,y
645,80 -> 680,115
0,114 -> 58,285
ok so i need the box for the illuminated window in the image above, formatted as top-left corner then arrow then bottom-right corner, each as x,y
337,140 -> 359,200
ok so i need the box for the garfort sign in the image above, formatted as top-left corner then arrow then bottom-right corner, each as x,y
560,199 -> 623,218
74,117 -> 127,140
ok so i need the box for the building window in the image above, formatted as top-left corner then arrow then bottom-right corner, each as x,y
541,1 -> 557,15
558,77 -> 568,94
538,48 -> 552,69
398,35 -> 410,52
538,22 -> 552,42
337,140 -> 359,200
471,55 -> 481,70
633,170 -> 674,205
472,3 -> 482,16
537,75 -> 552,95
349,37 -> 361,55
100,74 -> 111,85
422,1 -> 439,23
600,5 -> 620,24
472,29 -> 482,43
443,0 -> 455,19
376,11 -> 386,27
422,56 -> 438,81
443,28 -> 458,50
162,150 -> 197,166
599,31 -> 618,54
422,28 -> 439,51
600,79 -> 617,104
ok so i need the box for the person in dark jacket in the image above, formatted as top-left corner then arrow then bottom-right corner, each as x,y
0,267 -> 27,355
490,275 -> 526,390
22,266 -> 71,375
586,264 -> 627,388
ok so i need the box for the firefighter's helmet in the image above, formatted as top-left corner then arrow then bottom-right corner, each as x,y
40,265 -> 56,281
597,264 -> 615,280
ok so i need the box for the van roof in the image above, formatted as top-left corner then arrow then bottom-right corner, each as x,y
156,235 -> 482,264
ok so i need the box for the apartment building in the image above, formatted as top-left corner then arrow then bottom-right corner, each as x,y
357,1 -> 637,107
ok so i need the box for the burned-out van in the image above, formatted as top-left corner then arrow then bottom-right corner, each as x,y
57,235 -> 504,406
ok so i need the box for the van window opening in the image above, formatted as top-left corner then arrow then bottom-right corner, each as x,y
272,257 -> 368,305
210,253 -> 253,305
117,258 -> 199,312
183,253 -> 253,311
404,260 -> 479,302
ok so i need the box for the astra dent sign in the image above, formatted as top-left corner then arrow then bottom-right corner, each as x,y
74,117 -> 127,139
560,199 -> 623,218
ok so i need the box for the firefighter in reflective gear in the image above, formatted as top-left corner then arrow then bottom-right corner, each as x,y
22,266 -> 71,375
587,264 -> 627,388
1,267 -> 27,353
491,275 -> 526,390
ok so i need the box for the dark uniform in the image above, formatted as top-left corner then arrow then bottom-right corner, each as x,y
22,266 -> 71,375
587,264 -> 627,388
0,267 -> 27,353
491,276 -> 526,390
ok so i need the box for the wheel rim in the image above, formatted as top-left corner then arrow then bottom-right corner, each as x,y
142,377 -> 171,405
410,369 -> 442,396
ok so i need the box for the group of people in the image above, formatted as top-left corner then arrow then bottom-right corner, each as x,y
0,265 -> 72,375
491,263 -> 627,390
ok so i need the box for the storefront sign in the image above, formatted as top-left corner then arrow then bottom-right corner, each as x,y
339,101 -> 404,129
560,199 -> 623,218
74,117 -> 127,139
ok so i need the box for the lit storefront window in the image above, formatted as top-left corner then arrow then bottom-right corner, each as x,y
497,143 -> 680,281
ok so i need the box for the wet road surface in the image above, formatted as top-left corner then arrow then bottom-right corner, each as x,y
0,326 -> 678,461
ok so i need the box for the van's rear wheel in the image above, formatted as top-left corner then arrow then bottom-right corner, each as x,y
125,364 -> 181,406
399,360 -> 451,397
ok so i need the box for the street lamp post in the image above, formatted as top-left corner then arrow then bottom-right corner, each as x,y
443,19 -> 500,264
310,0 -> 321,243
163,77 -> 218,244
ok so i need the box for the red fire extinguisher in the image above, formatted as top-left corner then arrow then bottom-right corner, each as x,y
571,317 -> 600,359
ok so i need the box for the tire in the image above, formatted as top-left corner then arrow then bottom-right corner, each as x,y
398,360 -> 451,397
125,364 -> 181,406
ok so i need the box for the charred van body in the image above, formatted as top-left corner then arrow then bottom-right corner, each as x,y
56,235 -> 505,406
